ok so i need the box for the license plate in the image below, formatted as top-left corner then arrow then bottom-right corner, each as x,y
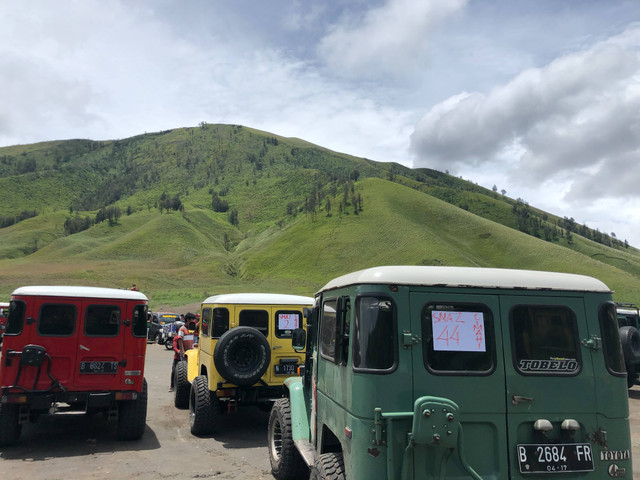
274,363 -> 299,375
518,443 -> 594,474
79,361 -> 119,374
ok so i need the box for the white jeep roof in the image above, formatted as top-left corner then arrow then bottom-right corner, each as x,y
202,293 -> 314,306
319,266 -> 611,294
11,286 -> 148,301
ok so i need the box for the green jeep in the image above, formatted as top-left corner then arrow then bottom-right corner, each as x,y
615,303 -> 640,388
267,266 -> 633,479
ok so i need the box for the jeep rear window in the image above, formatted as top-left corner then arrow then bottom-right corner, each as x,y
239,309 -> 268,337
132,304 -> 147,337
5,300 -> 26,335
38,304 -> 76,336
85,305 -> 120,336
212,308 -> 229,338
511,305 -> 581,376
275,310 -> 301,338
422,303 -> 494,374
353,296 -> 396,372
200,308 -> 212,337
599,302 -> 626,376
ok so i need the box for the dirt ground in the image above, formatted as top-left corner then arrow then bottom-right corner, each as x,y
1,343 -> 639,479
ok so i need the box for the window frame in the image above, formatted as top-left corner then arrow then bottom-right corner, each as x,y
352,293 -> 398,374
132,304 -> 148,337
422,301 -> 496,376
84,304 -> 121,337
5,300 -> 26,336
509,304 -> 583,377
37,303 -> 77,337
200,307 -> 212,337
599,301 -> 627,377
275,309 -> 303,339
211,307 -> 230,339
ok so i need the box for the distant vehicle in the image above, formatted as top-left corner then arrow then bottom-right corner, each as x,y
268,266 -> 632,480
178,293 -> 313,436
616,302 -> 640,388
0,286 -> 149,446
147,312 -> 181,344
0,302 -> 8,345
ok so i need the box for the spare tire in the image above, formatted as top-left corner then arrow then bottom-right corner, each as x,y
214,327 -> 271,387
620,326 -> 640,363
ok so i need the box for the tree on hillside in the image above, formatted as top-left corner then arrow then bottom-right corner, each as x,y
228,208 -> 238,226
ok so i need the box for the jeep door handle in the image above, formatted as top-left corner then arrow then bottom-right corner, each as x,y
512,395 -> 534,405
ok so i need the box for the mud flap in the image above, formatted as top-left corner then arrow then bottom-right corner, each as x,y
401,396 -> 482,480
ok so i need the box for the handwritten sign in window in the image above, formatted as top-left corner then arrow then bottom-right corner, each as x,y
278,313 -> 300,330
432,311 -> 486,352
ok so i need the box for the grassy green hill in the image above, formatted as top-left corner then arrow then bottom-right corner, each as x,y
1,124 -> 638,309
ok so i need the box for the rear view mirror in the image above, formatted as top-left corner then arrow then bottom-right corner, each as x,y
292,328 -> 306,351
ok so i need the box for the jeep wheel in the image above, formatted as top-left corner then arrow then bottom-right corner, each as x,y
116,378 -> 148,440
0,404 -> 22,447
155,333 -> 162,345
165,337 -> 173,350
620,326 -> 640,363
268,398 -> 308,480
213,326 -> 271,387
189,375 -> 219,436
174,360 -> 190,409
310,452 -> 345,480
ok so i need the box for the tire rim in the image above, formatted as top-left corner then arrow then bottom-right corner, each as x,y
269,416 -> 283,462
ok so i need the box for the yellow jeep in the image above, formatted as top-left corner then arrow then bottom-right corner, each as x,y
173,293 -> 313,436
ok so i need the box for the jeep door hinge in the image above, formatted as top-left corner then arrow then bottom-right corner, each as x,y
581,335 -> 602,351
402,331 -> 421,349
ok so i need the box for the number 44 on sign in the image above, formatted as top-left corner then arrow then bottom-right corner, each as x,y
432,311 -> 486,353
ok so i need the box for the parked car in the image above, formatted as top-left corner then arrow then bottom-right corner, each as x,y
0,286 -> 149,446
616,302 -> 640,388
147,312 -> 181,344
268,266 -> 632,480
0,302 -> 8,345
177,293 -> 313,435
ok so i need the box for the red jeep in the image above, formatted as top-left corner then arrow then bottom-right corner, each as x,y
0,302 -> 8,345
0,286 -> 149,446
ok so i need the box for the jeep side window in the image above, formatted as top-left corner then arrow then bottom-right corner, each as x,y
422,303 -> 494,374
239,309 -> 268,337
85,305 -> 120,337
353,296 -> 396,372
200,307 -> 212,337
132,304 -> 148,337
599,302 -> 626,376
38,304 -> 76,336
212,307 -> 229,338
511,305 -> 581,376
275,310 -> 301,338
319,299 -> 338,362
5,300 -> 26,335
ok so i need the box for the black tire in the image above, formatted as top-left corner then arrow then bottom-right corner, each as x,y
620,326 -> 640,363
165,337 -> 174,350
310,452 -> 345,480
0,404 -> 22,447
174,360 -> 190,409
116,378 -> 148,440
213,326 -> 271,387
268,398 -> 309,480
189,375 -> 219,436
155,333 -> 162,345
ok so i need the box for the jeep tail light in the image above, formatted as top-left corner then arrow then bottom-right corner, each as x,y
1,395 -> 27,404
115,392 -> 138,401
216,389 -> 235,398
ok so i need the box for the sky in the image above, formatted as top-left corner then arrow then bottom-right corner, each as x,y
1,0 -> 640,247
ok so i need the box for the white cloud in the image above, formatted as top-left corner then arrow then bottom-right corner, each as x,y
410,25 -> 640,205
318,0 -> 468,79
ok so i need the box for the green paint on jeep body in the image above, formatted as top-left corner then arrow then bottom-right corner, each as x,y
275,266 -> 633,480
